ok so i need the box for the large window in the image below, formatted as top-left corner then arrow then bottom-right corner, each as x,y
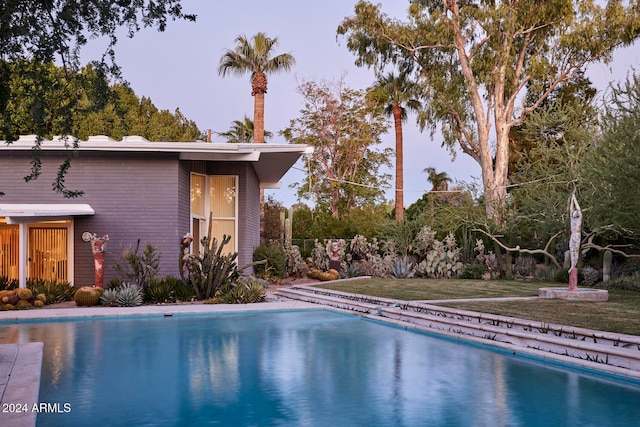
29,225 -> 68,282
0,219 -> 70,282
209,176 -> 237,254
190,174 -> 237,254
190,174 -> 206,253
0,221 -> 19,280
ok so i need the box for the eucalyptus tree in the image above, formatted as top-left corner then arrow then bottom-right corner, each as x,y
216,115 -> 272,143
0,0 -> 196,197
370,71 -> 421,221
338,0 -> 640,226
218,33 -> 295,144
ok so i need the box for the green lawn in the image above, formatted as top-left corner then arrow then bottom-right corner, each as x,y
315,278 -> 640,336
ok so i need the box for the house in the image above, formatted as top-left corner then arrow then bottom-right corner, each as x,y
0,135 -> 311,288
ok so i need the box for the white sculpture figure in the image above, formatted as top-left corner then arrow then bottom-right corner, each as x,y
567,193 -> 583,292
569,193 -> 582,273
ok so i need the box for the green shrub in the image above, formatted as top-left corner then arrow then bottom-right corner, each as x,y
253,244 -> 285,278
554,269 -> 569,283
217,276 -> 266,304
533,265 -> 559,282
601,272 -> 640,292
114,239 -> 161,288
164,276 -> 195,302
460,264 -> 485,279
144,278 -> 173,303
0,276 -> 19,290
513,256 -> 537,278
581,266 -> 601,287
27,279 -> 75,304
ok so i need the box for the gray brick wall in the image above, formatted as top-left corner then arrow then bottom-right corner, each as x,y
0,151 -> 262,285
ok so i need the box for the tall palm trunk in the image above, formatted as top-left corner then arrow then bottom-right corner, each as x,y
393,104 -> 404,221
252,72 -> 267,144
253,92 -> 265,144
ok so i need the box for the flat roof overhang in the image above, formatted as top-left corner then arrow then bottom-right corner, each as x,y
2,135 -> 313,189
0,203 -> 95,224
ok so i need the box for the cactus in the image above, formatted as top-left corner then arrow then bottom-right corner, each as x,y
17,288 -> 33,301
74,286 -> 104,307
181,233 -> 239,300
116,283 -> 143,307
414,230 -> 463,279
16,299 -> 32,310
284,242 -> 307,277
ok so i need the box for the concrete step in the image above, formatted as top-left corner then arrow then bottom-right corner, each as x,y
276,285 -> 640,379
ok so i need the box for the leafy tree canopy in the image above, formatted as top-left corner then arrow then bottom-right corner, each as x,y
0,0 -> 196,196
338,0 -> 640,225
281,77 -> 392,219
0,60 -> 201,142
0,0 -> 195,76
584,72 -> 640,241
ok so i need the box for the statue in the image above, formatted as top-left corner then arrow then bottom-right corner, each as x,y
82,232 -> 109,288
180,233 -> 193,275
568,194 -> 582,291
328,240 -> 342,273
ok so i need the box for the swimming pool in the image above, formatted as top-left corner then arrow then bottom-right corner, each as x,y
2,310 -> 640,426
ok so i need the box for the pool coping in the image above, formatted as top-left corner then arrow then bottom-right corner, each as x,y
0,342 -> 43,427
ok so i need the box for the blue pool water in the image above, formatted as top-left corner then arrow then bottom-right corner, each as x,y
2,310 -> 640,426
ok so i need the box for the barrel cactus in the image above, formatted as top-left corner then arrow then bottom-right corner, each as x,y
74,286 -> 104,307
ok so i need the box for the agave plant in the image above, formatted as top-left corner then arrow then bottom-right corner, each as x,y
100,288 -> 119,307
391,257 -> 415,279
117,283 -> 143,307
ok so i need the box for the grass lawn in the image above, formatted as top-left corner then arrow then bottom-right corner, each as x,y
315,278 -> 640,336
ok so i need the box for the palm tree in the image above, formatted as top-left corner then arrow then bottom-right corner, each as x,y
218,33 -> 295,144
216,115 -> 272,143
370,71 -> 421,222
424,167 -> 452,192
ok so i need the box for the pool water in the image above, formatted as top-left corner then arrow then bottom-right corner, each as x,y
2,310 -> 640,426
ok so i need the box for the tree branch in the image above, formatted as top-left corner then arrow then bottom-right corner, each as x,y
473,228 -> 563,269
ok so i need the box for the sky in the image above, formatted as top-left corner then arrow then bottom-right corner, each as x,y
83,0 -> 640,208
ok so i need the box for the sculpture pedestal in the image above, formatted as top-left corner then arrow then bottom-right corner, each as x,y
538,287 -> 608,301
94,252 -> 105,288
568,268 -> 578,292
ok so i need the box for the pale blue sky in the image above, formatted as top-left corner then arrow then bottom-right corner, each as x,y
83,0 -> 640,208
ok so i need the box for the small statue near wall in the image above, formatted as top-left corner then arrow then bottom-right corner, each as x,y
82,232 -> 109,288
